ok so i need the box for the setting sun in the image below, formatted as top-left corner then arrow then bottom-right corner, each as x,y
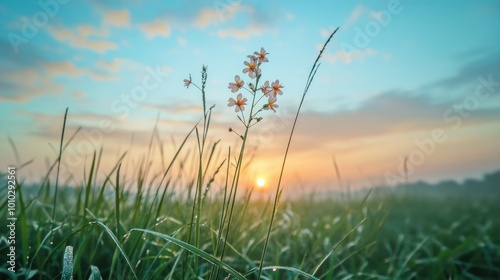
256,178 -> 266,188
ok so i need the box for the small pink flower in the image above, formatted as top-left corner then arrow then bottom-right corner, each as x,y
183,76 -> 192,88
261,80 -> 271,97
228,75 -> 244,93
243,59 -> 261,79
247,55 -> 257,62
264,96 -> 279,113
254,47 -> 269,64
228,93 -> 247,112
271,79 -> 284,96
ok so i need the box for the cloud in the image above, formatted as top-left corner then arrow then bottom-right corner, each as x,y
93,58 -> 145,78
0,58 -> 117,102
0,39 -> 46,70
320,47 -> 377,64
103,9 -> 131,27
0,68 -> 63,102
178,37 -> 187,46
343,4 -> 370,28
95,59 -> 122,74
48,24 -> 118,54
194,2 -> 246,28
72,91 -> 86,99
253,89 -> 500,157
217,25 -> 268,39
46,61 -> 112,80
142,101 -> 202,115
139,19 -> 171,38
195,7 -> 223,28
423,51 -> 500,91
320,28 -> 333,38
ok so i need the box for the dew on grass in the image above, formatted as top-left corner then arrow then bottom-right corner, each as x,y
333,216 -> 341,224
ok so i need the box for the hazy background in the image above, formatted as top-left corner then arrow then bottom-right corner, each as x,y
1,0 -> 499,192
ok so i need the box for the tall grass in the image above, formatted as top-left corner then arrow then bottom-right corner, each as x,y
3,178 -> 499,279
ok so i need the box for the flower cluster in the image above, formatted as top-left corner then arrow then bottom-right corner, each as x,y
182,47 -> 284,132
227,47 -> 284,122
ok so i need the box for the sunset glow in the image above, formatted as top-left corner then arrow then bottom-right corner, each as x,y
257,178 -> 266,188
0,1 -> 499,192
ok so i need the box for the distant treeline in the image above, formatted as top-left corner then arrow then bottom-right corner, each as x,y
386,169 -> 500,198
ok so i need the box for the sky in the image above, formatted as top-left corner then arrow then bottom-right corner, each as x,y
1,0 -> 499,194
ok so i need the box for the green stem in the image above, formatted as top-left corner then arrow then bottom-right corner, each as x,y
257,28 -> 339,279
218,73 -> 261,269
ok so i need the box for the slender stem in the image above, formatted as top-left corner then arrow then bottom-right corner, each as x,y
50,107 -> 68,244
257,28 -> 339,279
219,73 -> 261,264
194,66 -> 208,269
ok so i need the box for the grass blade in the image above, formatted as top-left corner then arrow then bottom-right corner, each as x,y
62,246 -> 74,280
258,27 -> 339,279
93,221 -> 138,280
130,228 -> 246,280
312,217 -> 366,276
50,107 -> 68,242
245,266 -> 320,280
89,265 -> 102,280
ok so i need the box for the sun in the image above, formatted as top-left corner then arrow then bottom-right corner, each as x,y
256,178 -> 266,188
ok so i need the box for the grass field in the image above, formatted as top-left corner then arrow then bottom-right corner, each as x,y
2,172 -> 500,279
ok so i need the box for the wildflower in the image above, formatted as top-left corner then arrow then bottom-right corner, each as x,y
183,75 -> 192,88
228,93 -> 247,112
247,55 -> 257,62
264,96 -> 279,113
261,80 -> 271,97
254,47 -> 269,64
248,83 -> 255,91
243,58 -> 261,79
271,79 -> 284,96
228,75 -> 244,93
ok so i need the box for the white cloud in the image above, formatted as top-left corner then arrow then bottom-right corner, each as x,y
46,61 -> 112,80
48,25 -> 117,54
139,19 -> 171,38
94,58 -> 129,74
319,46 -> 377,64
194,2 -> 246,28
217,25 -> 268,39
178,37 -> 187,46
72,91 -> 86,99
103,9 -> 131,28
344,4 -> 370,28
0,68 -> 63,102
195,8 -> 222,28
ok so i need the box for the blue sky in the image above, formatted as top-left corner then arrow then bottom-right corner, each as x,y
1,0 -> 499,191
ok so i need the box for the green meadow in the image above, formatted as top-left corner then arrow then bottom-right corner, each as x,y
2,169 -> 500,279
